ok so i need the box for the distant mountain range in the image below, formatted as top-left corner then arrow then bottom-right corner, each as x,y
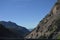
0,24 -> 22,38
0,21 -> 30,38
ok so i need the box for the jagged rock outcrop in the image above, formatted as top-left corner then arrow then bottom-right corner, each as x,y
25,0 -> 60,39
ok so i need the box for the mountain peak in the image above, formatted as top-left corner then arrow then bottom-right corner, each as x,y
0,21 -> 30,37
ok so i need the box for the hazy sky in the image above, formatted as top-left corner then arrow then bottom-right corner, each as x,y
0,0 -> 56,29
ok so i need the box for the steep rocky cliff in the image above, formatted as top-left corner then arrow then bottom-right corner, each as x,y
25,0 -> 60,39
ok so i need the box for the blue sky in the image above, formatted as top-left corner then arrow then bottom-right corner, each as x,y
0,0 -> 56,29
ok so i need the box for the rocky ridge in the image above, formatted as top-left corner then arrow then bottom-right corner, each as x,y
25,0 -> 60,39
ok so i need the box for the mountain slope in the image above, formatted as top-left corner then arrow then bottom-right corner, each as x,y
25,0 -> 60,39
0,24 -> 23,38
0,21 -> 30,38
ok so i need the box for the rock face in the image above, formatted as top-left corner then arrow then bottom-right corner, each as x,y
58,0 -> 60,3
25,0 -> 60,39
0,21 -> 30,38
